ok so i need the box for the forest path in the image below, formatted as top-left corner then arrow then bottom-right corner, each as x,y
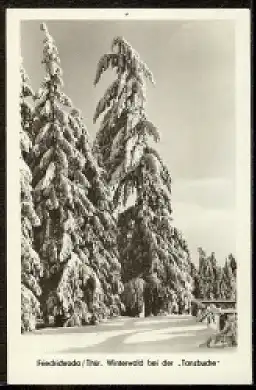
23,315 -> 235,354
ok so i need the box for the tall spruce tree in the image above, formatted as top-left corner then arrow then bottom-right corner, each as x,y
20,64 -> 42,332
32,23 -> 122,326
93,37 -> 192,316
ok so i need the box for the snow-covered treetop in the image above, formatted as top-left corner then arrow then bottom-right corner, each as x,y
94,36 -> 155,87
93,36 -> 155,125
39,22 -> 64,90
93,36 -> 159,206
198,247 -> 207,257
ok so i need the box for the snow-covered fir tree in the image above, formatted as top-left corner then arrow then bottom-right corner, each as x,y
70,108 -> 124,320
197,248 -> 220,300
189,261 -> 200,299
220,254 -> 236,300
93,37 -> 192,316
20,64 -> 42,332
213,264 -> 222,300
195,248 -> 237,301
197,247 -> 211,299
227,253 -> 237,279
32,23 -> 122,327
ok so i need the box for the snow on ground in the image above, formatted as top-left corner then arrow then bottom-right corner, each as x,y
21,315 -> 236,354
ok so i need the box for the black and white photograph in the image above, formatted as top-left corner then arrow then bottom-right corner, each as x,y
7,9 -> 251,385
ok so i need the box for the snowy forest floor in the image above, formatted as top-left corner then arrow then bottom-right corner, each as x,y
22,315 -> 237,354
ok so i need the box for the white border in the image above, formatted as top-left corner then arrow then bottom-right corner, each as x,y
7,9 -> 251,385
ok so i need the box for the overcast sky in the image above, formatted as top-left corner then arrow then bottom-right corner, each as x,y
20,19 -> 236,265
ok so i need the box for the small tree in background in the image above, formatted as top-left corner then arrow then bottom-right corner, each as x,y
195,248 -> 237,302
213,265 -> 222,300
190,262 -> 200,299
220,254 -> 236,300
228,253 -> 237,279
197,247 -> 213,299
20,64 -> 42,332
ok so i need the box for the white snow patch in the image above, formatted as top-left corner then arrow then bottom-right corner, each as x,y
155,324 -> 207,334
135,318 -> 190,326
124,332 -> 194,344
101,322 -> 126,327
